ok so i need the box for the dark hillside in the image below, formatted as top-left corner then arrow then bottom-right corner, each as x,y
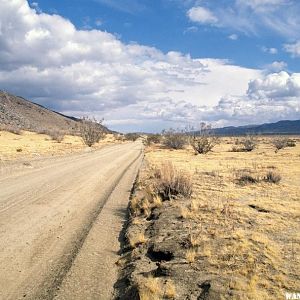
0,91 -> 109,134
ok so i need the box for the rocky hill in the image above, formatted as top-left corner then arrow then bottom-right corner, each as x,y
0,91 -> 108,134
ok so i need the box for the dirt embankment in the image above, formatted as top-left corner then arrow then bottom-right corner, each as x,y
115,137 -> 300,300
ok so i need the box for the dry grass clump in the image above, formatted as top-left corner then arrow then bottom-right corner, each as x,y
164,280 -> 176,299
263,171 -> 281,184
130,186 -> 163,219
138,277 -> 161,300
190,135 -> 219,154
130,196 -> 152,218
186,248 -> 197,263
138,277 -> 176,300
236,170 -> 282,185
237,174 -> 258,185
162,129 -> 187,150
152,162 -> 193,200
127,231 -> 147,248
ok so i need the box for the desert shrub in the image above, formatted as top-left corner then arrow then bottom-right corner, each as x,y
80,117 -> 105,147
16,148 -> 23,152
146,134 -> 161,145
190,135 -> 219,154
153,162 -> 192,200
286,139 -> 296,147
0,124 -> 21,135
232,135 -> 257,152
241,135 -> 257,151
125,133 -> 140,141
272,138 -> 288,152
264,171 -> 281,184
237,173 -> 258,185
189,122 -> 219,154
48,131 -> 64,143
162,129 -> 187,150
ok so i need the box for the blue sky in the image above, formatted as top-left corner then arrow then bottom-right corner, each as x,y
0,0 -> 299,132
31,0 -> 300,71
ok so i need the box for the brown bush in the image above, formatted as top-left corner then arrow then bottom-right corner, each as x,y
146,134 -> 161,145
237,174 -> 258,185
264,171 -> 281,184
286,139 -> 296,147
162,129 -> 187,150
241,135 -> 257,151
48,131 -> 64,143
232,135 -> 257,152
272,138 -> 288,152
190,135 -> 218,154
153,162 -> 192,200
124,133 -> 140,141
80,117 -> 105,147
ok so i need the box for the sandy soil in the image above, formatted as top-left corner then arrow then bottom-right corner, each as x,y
0,141 -> 143,300
0,130 -> 118,161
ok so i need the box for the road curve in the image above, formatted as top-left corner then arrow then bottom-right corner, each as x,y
0,141 -> 143,300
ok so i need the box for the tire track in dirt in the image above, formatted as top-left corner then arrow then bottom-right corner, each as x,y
0,142 -> 143,300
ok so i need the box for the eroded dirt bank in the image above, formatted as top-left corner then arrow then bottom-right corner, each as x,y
115,140 -> 300,300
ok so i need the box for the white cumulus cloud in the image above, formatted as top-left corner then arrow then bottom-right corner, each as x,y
187,6 -> 218,24
0,0 -> 299,132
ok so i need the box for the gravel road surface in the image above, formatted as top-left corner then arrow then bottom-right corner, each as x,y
0,142 -> 143,300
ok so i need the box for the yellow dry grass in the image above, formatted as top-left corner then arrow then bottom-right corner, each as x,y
128,231 -> 147,248
146,136 -> 300,299
138,276 -> 176,300
0,130 -> 118,160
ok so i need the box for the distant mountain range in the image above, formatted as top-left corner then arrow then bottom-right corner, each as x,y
0,91 -> 109,134
211,120 -> 300,136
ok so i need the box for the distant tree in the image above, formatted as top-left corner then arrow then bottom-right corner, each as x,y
80,117 -> 105,147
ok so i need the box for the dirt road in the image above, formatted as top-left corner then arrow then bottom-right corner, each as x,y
0,142 -> 143,300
